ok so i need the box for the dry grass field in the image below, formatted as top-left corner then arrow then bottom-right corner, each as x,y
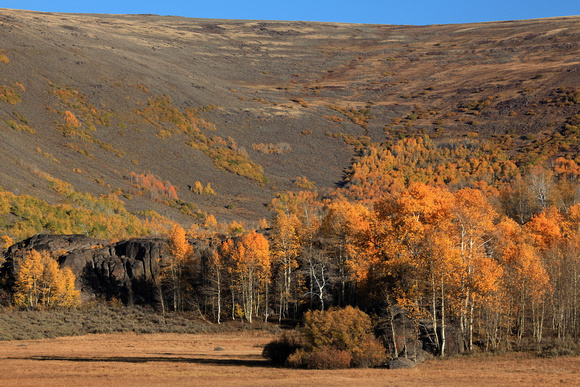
0,332 -> 578,386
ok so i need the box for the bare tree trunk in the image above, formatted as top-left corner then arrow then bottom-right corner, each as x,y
231,286 -> 236,320
278,291 -> 284,324
518,292 -> 525,342
574,263 -> 579,339
441,279 -> 446,357
468,297 -> 474,351
156,284 -> 166,315
431,272 -> 440,354
312,263 -> 326,311
540,302 -> 545,342
264,279 -> 269,323
216,270 -> 221,324
388,304 -> 398,358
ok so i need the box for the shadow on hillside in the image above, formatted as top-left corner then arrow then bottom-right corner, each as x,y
13,355 -> 272,368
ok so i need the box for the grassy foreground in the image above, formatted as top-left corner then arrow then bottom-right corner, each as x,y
0,303 -> 279,341
0,332 -> 578,387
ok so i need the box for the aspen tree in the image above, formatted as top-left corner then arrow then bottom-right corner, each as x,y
165,224 -> 193,311
13,250 -> 80,308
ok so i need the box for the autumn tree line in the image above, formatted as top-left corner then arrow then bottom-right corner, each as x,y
188,187 -> 578,354
3,135 -> 580,355
187,137 -> 580,355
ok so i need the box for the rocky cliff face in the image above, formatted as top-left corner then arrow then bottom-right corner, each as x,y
3,234 -> 170,304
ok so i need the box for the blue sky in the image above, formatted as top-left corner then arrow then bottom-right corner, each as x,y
1,1 -> 578,25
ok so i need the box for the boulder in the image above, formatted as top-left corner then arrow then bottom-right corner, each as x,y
386,357 -> 416,369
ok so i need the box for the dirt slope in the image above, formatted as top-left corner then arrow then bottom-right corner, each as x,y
0,9 -> 578,223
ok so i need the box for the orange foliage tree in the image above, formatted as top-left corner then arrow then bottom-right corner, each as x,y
451,188 -> 498,351
162,224 -> 194,311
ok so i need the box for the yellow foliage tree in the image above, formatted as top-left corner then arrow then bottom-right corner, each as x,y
271,211 -> 301,322
203,214 -> 218,231
227,220 -> 245,236
192,181 -> 204,194
203,183 -> 215,195
13,250 -> 80,308
230,230 -> 271,322
1,235 -> 13,249
257,218 -> 269,230
163,224 -> 194,311
495,216 -> 550,342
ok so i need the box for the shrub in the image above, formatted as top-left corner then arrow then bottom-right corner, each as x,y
350,337 -> 390,368
266,306 -> 387,369
203,183 -> 215,195
262,330 -> 303,365
301,306 -> 387,368
287,347 -> 353,369
286,348 -> 308,368
308,347 -> 353,369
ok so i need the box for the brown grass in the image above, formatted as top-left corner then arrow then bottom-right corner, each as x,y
0,332 -> 578,386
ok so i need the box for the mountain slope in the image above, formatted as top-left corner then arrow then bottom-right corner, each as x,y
0,9 -> 578,226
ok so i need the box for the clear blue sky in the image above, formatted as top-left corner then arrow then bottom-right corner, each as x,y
1,1 -> 579,25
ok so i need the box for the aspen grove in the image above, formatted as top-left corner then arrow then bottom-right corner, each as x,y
195,138 -> 580,354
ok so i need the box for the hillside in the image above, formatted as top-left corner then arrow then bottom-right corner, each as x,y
0,9 -> 579,227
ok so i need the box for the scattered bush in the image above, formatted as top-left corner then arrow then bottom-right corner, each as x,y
549,88 -> 580,106
327,105 -> 374,129
291,98 -> 309,108
322,115 -> 344,123
227,220 -> 244,235
0,83 -> 24,104
128,172 -> 179,201
157,129 -> 172,138
4,119 -> 34,133
190,181 -> 215,195
252,142 -> 292,155
264,306 -> 387,369
136,95 -> 266,183
294,176 -> 315,190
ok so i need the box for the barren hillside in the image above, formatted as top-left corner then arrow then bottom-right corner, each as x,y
0,9 -> 578,224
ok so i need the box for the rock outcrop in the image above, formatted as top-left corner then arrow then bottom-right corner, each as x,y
3,234 -> 169,304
